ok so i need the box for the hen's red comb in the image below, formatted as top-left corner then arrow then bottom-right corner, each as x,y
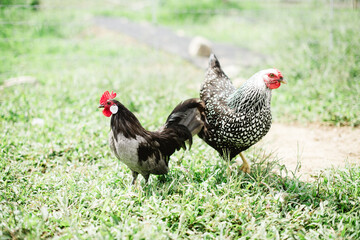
100,91 -> 117,105
275,69 -> 283,78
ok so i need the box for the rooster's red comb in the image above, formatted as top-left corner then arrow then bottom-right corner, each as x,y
100,91 -> 117,105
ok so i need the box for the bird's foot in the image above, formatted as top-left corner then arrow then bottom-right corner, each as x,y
238,152 -> 251,174
232,158 -> 251,173
239,162 -> 251,174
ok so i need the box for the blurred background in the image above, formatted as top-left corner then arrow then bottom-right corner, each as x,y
1,0 -> 359,127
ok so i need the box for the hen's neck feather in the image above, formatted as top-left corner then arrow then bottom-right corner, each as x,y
227,74 -> 272,112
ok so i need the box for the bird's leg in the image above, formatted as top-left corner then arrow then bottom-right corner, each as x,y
143,174 -> 150,184
131,171 -> 139,185
177,151 -> 186,166
239,152 -> 251,173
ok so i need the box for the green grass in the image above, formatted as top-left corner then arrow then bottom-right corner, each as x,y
1,1 -> 360,239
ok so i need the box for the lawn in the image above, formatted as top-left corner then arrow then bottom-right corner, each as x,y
1,0 -> 360,239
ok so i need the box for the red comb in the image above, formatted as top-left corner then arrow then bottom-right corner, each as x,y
100,91 -> 116,105
275,69 -> 283,78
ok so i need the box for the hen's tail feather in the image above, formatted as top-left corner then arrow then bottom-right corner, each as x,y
208,53 -> 227,78
209,53 -> 220,69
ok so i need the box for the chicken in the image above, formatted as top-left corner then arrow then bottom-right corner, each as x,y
98,91 -> 204,184
198,54 -> 286,173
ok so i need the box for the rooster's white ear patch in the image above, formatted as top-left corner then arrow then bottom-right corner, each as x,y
110,105 -> 118,114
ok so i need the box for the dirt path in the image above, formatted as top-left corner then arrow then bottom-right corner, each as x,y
94,17 -> 265,69
256,123 -> 360,180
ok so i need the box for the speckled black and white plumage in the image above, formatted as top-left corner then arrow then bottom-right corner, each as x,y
105,98 -> 204,184
199,54 -> 285,172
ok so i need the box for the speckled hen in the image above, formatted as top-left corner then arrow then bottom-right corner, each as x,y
199,54 -> 286,173
99,91 -> 205,184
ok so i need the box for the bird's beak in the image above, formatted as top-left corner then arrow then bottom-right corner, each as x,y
98,104 -> 104,108
280,78 -> 287,84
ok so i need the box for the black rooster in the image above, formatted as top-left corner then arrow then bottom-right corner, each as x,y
99,91 -> 204,184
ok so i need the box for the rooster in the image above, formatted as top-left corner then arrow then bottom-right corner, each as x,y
198,54 -> 286,173
98,91 -> 204,184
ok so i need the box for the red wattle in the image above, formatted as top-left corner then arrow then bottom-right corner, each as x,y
267,81 -> 281,89
102,108 -> 112,117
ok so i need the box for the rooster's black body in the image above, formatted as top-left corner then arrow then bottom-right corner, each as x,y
100,94 -> 204,184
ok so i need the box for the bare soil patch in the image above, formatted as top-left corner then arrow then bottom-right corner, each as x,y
256,123 -> 360,180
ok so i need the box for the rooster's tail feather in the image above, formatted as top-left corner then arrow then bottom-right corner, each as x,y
163,98 -> 206,150
166,98 -> 205,135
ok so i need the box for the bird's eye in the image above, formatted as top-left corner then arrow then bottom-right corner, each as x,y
107,101 -> 111,105
269,73 -> 275,77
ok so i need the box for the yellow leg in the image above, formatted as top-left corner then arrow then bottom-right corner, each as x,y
239,152 -> 251,173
